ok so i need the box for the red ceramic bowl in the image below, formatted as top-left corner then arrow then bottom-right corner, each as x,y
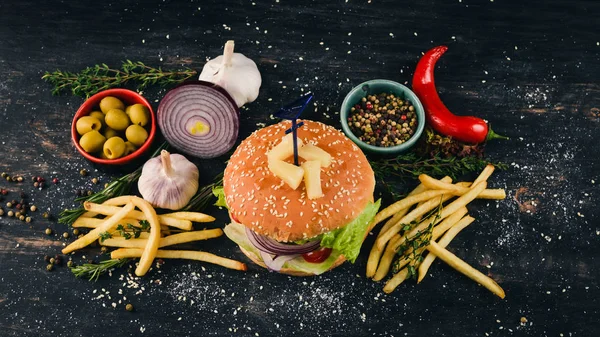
71,89 -> 156,165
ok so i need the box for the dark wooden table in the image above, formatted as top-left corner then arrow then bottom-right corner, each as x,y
1,0 -> 598,336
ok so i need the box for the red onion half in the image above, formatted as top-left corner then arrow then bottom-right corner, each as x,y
259,251 -> 299,272
157,81 -> 239,158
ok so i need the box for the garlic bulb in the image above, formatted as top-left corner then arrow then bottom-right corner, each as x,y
138,150 -> 199,210
199,40 -> 262,108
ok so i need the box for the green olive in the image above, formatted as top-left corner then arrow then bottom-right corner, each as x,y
125,124 -> 148,146
128,104 -> 150,126
103,127 -> 119,139
99,96 -> 125,114
76,116 -> 102,136
79,130 -> 106,153
123,141 -> 138,156
89,111 -> 106,127
105,109 -> 130,131
103,136 -> 126,159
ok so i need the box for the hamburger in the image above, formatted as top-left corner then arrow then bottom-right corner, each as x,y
219,120 -> 380,275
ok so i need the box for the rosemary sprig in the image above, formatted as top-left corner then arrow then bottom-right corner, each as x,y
69,258 -> 131,281
181,172 -> 224,212
42,60 -> 197,98
371,152 -> 508,182
58,142 -> 169,225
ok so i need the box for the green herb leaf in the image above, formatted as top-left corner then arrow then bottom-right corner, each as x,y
99,231 -> 112,242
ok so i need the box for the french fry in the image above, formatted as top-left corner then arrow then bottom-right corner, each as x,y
62,203 -> 134,254
101,229 -> 223,249
375,189 -> 451,226
379,207 -> 469,281
83,202 -> 192,230
111,248 -> 247,271
387,182 -> 486,255
117,197 -> 160,277
95,196 -> 161,276
72,217 -> 140,228
161,211 -> 215,223
372,234 -> 402,281
383,268 -> 409,294
473,164 -> 495,185
418,174 -> 505,199
367,177 -> 454,278
426,241 -> 505,299
418,215 -> 475,283
376,193 -> 455,250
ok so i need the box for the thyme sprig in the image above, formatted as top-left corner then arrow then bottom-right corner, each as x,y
42,60 -> 197,98
69,258 -> 131,281
99,220 -> 151,242
393,198 -> 443,279
58,142 -> 169,225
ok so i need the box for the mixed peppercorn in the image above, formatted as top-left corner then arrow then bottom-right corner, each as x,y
347,93 -> 418,147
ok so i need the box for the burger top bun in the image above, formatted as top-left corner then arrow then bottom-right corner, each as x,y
223,120 -> 375,242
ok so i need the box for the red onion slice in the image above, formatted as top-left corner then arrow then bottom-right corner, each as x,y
259,251 -> 299,272
157,81 -> 239,158
245,227 -> 321,255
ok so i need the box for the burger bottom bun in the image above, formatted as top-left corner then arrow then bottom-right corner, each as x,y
239,247 -> 347,277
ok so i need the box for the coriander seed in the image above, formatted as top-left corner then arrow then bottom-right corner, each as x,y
92,177 -> 99,184
67,260 -> 74,268
72,229 -> 80,236
6,202 -> 12,208
0,209 -> 4,216
0,172 -> 6,178
45,228 -> 52,235
49,257 -> 55,264
30,205 -> 37,212
16,176 -> 24,182
80,169 -> 88,176
46,264 -> 54,271
62,232 -> 69,239
25,216 -> 31,223
7,210 -> 14,217
125,303 -> 134,312
44,255 -> 51,263
19,215 -> 25,221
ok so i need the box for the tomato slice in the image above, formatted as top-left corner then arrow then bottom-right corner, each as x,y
230,212 -> 241,223
302,247 -> 333,263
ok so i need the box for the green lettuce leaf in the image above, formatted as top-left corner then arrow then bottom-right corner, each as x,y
212,186 -> 228,209
320,199 -> 381,263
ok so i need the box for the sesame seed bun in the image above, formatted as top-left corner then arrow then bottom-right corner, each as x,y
223,120 -> 375,242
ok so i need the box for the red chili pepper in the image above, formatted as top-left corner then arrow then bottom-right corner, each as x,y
412,46 -> 507,143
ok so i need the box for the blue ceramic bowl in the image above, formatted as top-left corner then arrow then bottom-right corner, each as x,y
340,79 -> 425,155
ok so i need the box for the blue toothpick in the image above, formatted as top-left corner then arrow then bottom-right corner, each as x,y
274,93 -> 314,166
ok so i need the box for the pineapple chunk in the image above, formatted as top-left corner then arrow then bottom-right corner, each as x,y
298,144 -> 332,167
268,158 -> 304,190
301,160 -> 323,199
267,133 -> 304,161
